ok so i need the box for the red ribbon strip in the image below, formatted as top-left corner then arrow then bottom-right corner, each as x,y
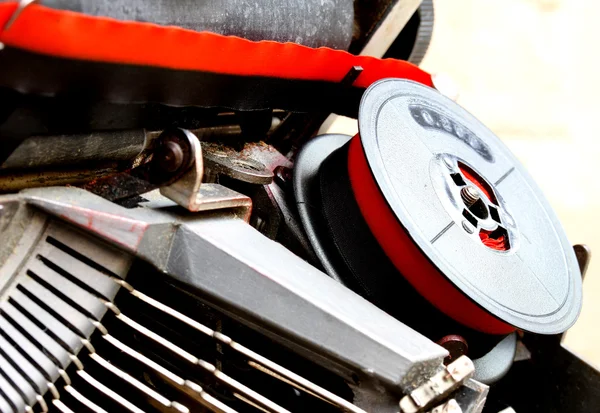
0,2 -> 433,92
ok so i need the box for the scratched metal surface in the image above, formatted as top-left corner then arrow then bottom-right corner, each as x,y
32,0 -> 354,49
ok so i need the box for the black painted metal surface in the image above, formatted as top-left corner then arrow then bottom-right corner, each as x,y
485,334 -> 600,412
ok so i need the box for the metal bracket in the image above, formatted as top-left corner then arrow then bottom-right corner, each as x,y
428,399 -> 461,413
202,142 -> 273,185
400,356 -> 475,413
159,129 -> 252,221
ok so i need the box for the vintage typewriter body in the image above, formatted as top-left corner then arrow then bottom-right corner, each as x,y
0,1 -> 597,412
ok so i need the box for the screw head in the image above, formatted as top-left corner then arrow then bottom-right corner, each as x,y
274,166 -> 292,188
437,335 -> 468,365
156,141 -> 184,173
461,185 -> 480,207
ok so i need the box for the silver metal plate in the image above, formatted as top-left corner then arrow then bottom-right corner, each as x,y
358,79 -> 582,334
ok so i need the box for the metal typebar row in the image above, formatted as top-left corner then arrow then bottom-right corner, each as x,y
0,220 -> 367,413
0,222 -> 137,413
113,279 -> 366,413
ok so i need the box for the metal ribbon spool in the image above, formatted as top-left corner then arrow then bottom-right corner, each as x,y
295,79 -> 582,344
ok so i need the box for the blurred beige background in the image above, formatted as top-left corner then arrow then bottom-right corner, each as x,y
327,0 -> 600,365
419,0 -> 600,365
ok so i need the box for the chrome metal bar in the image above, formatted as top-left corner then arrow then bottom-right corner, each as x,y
64,385 -> 109,413
77,370 -> 147,413
112,311 -> 291,413
116,280 -> 366,413
52,399 -> 76,413
88,353 -> 174,409
100,331 -> 238,413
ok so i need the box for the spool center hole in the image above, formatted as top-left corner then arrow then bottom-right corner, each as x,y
451,160 -> 511,251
